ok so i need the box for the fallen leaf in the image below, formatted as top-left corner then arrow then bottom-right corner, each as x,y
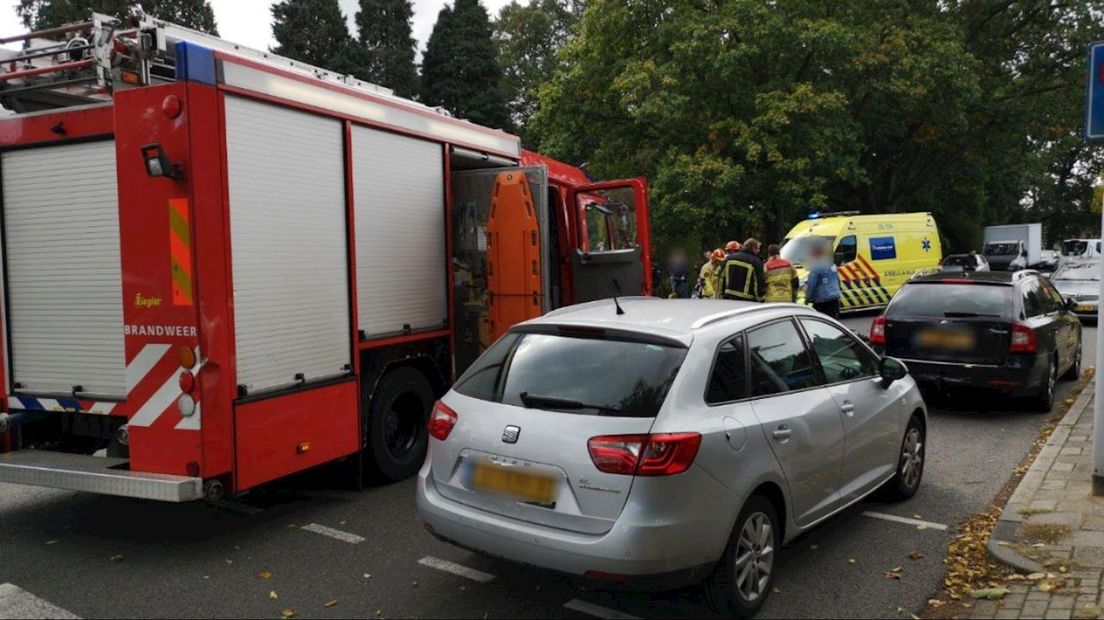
969,586 -> 1010,600
810,544 -> 819,550
1027,572 -> 1046,581
281,610 -> 297,619
412,580 -> 419,587
258,571 -> 273,579
44,540 -> 58,545
269,591 -> 278,600
110,555 -> 124,562
848,558 -> 856,564
324,600 -> 337,608
363,573 -> 372,579
928,599 -> 945,608
913,514 -> 923,519
908,551 -> 925,561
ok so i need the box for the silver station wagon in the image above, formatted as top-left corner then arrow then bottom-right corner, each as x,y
416,298 -> 927,617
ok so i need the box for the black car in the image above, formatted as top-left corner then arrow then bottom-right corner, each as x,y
870,270 -> 1082,410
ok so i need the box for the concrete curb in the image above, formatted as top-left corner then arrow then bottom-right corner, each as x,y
985,379 -> 1095,574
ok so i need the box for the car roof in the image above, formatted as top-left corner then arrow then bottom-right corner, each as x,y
909,270 -> 1024,285
519,298 -> 809,345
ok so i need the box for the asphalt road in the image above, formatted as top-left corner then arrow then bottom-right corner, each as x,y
0,315 -> 1096,620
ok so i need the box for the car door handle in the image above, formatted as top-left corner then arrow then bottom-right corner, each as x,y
772,426 -> 792,441
840,401 -> 856,416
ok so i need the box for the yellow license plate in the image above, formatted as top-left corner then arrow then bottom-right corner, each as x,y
918,329 -> 975,351
1077,304 -> 1095,313
472,461 -> 558,504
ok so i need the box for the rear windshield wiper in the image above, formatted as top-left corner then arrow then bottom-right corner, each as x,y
943,311 -> 1002,318
518,392 -> 621,414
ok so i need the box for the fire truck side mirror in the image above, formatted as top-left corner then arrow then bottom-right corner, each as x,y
141,143 -> 184,180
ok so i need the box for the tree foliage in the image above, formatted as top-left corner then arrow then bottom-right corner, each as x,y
493,0 -> 581,146
353,0 -> 419,98
534,0 -> 1104,256
421,0 -> 511,130
17,0 -> 218,34
271,0 -> 350,69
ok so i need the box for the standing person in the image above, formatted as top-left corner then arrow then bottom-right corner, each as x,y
805,243 -> 842,317
764,243 -> 799,303
695,249 -> 726,299
720,238 -> 766,302
667,249 -> 691,299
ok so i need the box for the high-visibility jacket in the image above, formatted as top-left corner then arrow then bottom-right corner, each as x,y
764,257 -> 799,303
698,261 -> 722,299
720,251 -> 766,302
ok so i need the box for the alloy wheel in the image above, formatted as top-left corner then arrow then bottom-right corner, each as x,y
900,427 -> 924,490
734,511 -> 774,603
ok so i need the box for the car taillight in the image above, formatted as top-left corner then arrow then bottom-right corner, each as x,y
427,401 -> 458,441
587,433 -> 702,476
870,315 -> 887,345
1010,322 -> 1037,353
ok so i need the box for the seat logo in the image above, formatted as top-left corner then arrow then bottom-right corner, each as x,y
502,425 -> 521,444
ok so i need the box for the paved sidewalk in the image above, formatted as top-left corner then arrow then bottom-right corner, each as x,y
969,383 -> 1104,620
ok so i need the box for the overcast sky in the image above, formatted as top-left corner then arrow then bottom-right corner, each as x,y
0,0 -> 514,53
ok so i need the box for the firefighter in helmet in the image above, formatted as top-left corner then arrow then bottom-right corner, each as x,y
720,238 -> 767,302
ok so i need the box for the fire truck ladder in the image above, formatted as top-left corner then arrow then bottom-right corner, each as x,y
0,7 -> 432,115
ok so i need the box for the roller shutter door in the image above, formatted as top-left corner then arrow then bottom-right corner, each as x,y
351,126 -> 446,338
225,97 -> 351,395
1,141 -> 126,398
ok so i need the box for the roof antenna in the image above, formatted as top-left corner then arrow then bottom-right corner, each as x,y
610,278 -> 625,315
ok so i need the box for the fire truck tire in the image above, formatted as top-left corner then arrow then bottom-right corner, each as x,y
366,367 -> 434,482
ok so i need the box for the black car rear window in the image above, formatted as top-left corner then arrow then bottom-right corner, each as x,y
887,282 -> 1014,320
454,331 -> 687,418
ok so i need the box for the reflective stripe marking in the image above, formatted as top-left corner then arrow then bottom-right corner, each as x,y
126,372 -> 181,428
126,344 -> 171,392
417,556 -> 495,583
862,511 -> 948,531
564,599 -> 640,620
0,583 -> 81,619
301,523 -> 365,544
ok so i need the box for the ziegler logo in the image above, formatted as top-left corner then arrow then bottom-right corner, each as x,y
134,293 -> 163,309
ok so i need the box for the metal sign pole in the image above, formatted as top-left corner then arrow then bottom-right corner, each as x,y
1088,41 -> 1104,496
1096,206 -> 1104,496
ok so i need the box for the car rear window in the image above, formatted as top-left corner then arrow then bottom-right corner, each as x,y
887,282 -> 1014,320
453,331 -> 687,418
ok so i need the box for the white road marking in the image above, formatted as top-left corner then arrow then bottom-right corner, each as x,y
861,510 -> 948,531
0,583 -> 80,619
417,556 -> 495,583
300,523 -> 365,544
564,599 -> 640,620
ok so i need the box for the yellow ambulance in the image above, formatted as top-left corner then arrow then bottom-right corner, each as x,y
781,211 -> 943,310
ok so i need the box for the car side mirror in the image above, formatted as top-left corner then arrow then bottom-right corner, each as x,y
1065,298 -> 1077,312
879,357 -> 908,387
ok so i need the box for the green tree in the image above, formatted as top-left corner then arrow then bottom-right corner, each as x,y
17,0 -> 218,34
493,0 -> 581,145
354,0 -> 418,98
271,0 -> 350,69
421,0 -> 511,130
534,0 -> 1104,257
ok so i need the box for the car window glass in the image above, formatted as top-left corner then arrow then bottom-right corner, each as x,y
836,235 -> 858,264
799,319 -> 879,383
706,335 -> 747,404
746,320 -> 822,397
1040,279 -> 1065,311
1022,279 -> 1045,318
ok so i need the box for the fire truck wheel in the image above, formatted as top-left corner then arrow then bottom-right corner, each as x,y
366,367 -> 434,482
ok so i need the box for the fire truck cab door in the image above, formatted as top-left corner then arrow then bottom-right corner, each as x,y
570,179 -> 647,303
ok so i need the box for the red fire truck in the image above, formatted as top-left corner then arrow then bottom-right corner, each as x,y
0,11 -> 652,502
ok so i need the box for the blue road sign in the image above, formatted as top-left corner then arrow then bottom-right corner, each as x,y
1086,41 -> 1104,143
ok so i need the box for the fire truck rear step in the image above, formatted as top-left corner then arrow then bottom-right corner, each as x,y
0,451 -> 202,502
